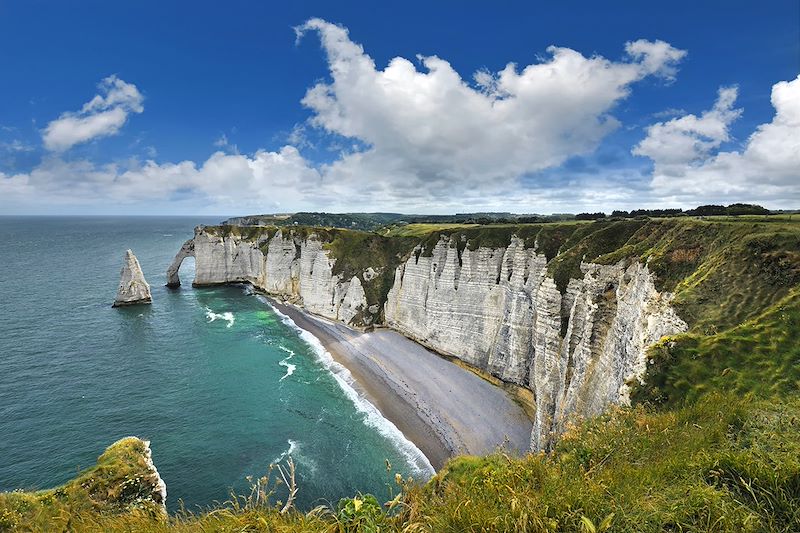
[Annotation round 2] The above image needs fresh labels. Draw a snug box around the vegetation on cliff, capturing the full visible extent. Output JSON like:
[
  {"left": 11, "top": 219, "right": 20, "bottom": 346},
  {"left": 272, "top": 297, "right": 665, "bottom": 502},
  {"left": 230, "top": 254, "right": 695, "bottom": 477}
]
[{"left": 0, "top": 437, "right": 165, "bottom": 531}]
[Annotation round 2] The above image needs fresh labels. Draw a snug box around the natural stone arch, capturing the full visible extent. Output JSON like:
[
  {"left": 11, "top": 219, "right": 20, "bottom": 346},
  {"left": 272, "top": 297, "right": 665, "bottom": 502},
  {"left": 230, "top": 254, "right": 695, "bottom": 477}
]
[{"left": 166, "top": 239, "right": 195, "bottom": 287}]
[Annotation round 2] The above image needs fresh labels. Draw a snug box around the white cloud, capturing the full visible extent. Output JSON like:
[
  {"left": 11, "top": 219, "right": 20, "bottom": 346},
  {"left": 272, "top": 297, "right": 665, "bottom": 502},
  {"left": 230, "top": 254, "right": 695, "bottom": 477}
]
[
  {"left": 0, "top": 147, "right": 321, "bottom": 212},
  {"left": 42, "top": 75, "right": 144, "bottom": 152},
  {"left": 624, "top": 39, "right": 687, "bottom": 81},
  {"left": 295, "top": 18, "right": 686, "bottom": 201},
  {"left": 12, "top": 19, "right": 756, "bottom": 215},
  {"left": 637, "top": 75, "right": 800, "bottom": 204},
  {"left": 633, "top": 86, "right": 741, "bottom": 166}
]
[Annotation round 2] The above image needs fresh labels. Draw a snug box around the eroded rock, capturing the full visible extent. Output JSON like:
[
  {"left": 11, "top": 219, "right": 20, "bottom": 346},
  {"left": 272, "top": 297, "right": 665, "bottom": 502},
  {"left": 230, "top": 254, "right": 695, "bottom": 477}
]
[{"left": 113, "top": 249, "right": 152, "bottom": 307}]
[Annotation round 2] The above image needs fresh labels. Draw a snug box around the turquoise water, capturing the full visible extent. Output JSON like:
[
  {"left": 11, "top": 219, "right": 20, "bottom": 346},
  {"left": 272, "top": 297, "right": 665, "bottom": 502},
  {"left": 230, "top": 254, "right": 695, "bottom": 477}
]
[{"left": 0, "top": 217, "right": 431, "bottom": 511}]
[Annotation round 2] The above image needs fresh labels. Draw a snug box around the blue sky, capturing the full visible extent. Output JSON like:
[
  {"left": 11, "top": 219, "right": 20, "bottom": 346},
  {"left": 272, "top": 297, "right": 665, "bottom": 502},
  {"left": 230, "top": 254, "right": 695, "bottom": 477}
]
[{"left": 1, "top": 0, "right": 798, "bottom": 215}]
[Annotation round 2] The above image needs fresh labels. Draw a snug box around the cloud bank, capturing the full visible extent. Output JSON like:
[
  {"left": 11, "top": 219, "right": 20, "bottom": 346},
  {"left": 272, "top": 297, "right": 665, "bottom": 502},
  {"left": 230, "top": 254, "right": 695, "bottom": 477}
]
[{"left": 1, "top": 18, "right": 797, "bottom": 214}]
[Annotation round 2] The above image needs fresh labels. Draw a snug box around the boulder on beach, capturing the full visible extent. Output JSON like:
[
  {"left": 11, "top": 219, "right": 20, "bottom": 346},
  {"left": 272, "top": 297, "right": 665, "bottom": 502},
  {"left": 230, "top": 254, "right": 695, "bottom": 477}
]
[{"left": 113, "top": 249, "right": 152, "bottom": 307}]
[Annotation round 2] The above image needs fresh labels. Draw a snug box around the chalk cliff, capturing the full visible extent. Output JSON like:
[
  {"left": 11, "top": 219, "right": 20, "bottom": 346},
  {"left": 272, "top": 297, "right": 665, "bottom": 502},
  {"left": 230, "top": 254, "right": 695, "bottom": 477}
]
[
  {"left": 113, "top": 249, "right": 152, "bottom": 307},
  {"left": 169, "top": 225, "right": 687, "bottom": 449},
  {"left": 168, "top": 227, "right": 374, "bottom": 325},
  {"left": 384, "top": 235, "right": 686, "bottom": 449}
]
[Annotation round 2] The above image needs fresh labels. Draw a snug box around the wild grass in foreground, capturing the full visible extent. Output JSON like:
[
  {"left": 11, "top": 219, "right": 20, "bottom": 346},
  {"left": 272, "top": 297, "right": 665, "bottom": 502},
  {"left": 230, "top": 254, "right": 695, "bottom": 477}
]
[{"left": 1, "top": 394, "right": 798, "bottom": 532}]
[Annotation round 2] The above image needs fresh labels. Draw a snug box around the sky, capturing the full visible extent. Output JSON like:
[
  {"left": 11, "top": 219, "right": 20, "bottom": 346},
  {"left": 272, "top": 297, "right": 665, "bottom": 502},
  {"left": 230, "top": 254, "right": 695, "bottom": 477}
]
[{"left": 0, "top": 1, "right": 798, "bottom": 216}]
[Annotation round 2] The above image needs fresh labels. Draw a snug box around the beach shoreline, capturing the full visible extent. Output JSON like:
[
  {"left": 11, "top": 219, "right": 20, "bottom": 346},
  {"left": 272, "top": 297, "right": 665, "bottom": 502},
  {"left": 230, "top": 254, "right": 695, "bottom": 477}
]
[{"left": 266, "top": 296, "right": 533, "bottom": 471}]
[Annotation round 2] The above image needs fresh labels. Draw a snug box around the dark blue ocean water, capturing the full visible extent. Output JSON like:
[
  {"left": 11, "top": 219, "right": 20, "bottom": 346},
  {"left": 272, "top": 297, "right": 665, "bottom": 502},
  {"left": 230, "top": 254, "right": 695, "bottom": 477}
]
[{"left": 0, "top": 216, "right": 431, "bottom": 511}]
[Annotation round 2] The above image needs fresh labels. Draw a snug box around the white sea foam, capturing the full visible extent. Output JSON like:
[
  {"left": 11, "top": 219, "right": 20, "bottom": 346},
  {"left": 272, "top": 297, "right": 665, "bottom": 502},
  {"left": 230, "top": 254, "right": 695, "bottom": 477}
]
[
  {"left": 271, "top": 439, "right": 318, "bottom": 474},
  {"left": 263, "top": 298, "right": 436, "bottom": 477},
  {"left": 278, "top": 346, "right": 296, "bottom": 381},
  {"left": 205, "top": 307, "right": 235, "bottom": 328},
  {"left": 272, "top": 438, "right": 299, "bottom": 464}
]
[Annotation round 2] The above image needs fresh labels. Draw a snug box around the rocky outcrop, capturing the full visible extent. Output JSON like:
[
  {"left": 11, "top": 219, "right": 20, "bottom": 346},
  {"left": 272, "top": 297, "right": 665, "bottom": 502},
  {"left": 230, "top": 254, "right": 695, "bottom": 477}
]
[
  {"left": 140, "top": 438, "right": 168, "bottom": 515},
  {"left": 171, "top": 227, "right": 687, "bottom": 449},
  {"left": 166, "top": 239, "right": 194, "bottom": 287},
  {"left": 113, "top": 250, "right": 152, "bottom": 307},
  {"left": 170, "top": 227, "right": 372, "bottom": 326},
  {"left": 385, "top": 236, "right": 687, "bottom": 451}
]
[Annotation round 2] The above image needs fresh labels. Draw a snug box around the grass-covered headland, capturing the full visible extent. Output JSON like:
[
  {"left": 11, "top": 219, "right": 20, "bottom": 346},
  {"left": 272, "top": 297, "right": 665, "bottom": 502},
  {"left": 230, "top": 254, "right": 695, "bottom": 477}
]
[{"left": 2, "top": 215, "right": 799, "bottom": 532}]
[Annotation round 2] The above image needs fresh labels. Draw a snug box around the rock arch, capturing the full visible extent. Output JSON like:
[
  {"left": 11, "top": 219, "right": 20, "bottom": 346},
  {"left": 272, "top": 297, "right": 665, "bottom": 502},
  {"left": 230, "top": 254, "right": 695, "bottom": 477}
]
[{"left": 166, "top": 239, "right": 195, "bottom": 287}]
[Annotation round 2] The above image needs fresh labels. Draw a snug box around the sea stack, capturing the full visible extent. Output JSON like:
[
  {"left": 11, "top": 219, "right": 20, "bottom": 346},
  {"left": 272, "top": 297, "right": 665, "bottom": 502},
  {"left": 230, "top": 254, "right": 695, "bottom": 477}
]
[{"left": 113, "top": 249, "right": 152, "bottom": 307}]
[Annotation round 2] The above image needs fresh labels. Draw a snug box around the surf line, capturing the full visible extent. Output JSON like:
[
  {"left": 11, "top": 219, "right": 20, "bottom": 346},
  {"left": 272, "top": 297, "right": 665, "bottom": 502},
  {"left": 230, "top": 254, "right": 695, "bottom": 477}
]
[
  {"left": 261, "top": 296, "right": 435, "bottom": 478},
  {"left": 278, "top": 346, "right": 296, "bottom": 381}
]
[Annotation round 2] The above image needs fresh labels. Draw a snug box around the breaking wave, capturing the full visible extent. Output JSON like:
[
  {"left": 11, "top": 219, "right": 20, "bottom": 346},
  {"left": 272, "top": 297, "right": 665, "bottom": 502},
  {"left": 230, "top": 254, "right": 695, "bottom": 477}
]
[
  {"left": 278, "top": 346, "right": 296, "bottom": 381},
  {"left": 205, "top": 307, "right": 235, "bottom": 328},
  {"left": 263, "top": 298, "right": 435, "bottom": 478}
]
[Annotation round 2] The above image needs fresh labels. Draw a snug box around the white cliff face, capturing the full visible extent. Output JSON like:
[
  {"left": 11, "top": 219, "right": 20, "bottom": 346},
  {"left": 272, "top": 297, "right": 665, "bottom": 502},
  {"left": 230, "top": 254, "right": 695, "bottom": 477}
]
[
  {"left": 113, "top": 249, "right": 152, "bottom": 307},
  {"left": 166, "top": 239, "right": 194, "bottom": 287},
  {"left": 141, "top": 439, "right": 167, "bottom": 515},
  {"left": 171, "top": 228, "right": 687, "bottom": 450},
  {"left": 384, "top": 236, "right": 687, "bottom": 451},
  {"left": 180, "top": 228, "right": 370, "bottom": 326}
]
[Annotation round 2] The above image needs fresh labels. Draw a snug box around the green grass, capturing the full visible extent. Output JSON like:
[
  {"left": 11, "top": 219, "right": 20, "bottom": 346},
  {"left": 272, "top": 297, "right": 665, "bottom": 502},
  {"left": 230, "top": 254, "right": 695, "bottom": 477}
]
[
  {"left": 404, "top": 395, "right": 800, "bottom": 532},
  {"left": 380, "top": 223, "right": 480, "bottom": 238},
  {"left": 0, "top": 437, "right": 165, "bottom": 532},
  {"left": 633, "top": 288, "right": 800, "bottom": 407}
]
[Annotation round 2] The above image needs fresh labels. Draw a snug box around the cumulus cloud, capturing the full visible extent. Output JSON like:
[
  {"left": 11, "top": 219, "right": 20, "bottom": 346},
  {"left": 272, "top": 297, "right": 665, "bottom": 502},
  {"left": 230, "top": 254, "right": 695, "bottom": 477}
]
[
  {"left": 295, "top": 18, "right": 686, "bottom": 200},
  {"left": 633, "top": 86, "right": 741, "bottom": 166},
  {"left": 42, "top": 75, "right": 143, "bottom": 152},
  {"left": 637, "top": 75, "right": 800, "bottom": 204},
  {"left": 624, "top": 39, "right": 687, "bottom": 81}
]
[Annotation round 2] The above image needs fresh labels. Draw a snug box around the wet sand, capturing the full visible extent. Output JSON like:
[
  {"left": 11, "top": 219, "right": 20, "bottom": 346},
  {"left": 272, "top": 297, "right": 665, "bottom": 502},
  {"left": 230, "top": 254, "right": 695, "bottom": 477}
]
[{"left": 269, "top": 299, "right": 533, "bottom": 470}]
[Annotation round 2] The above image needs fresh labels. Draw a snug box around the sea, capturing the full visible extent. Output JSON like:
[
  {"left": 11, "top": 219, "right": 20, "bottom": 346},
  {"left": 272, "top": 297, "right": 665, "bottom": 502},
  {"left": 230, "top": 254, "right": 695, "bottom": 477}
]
[{"left": 0, "top": 216, "right": 433, "bottom": 512}]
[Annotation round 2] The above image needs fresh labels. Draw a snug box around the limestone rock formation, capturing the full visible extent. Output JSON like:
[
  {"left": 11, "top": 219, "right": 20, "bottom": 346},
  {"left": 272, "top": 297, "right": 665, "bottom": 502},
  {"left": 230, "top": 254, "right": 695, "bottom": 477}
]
[
  {"left": 140, "top": 438, "right": 168, "bottom": 515},
  {"left": 168, "top": 228, "right": 370, "bottom": 326},
  {"left": 113, "top": 249, "right": 152, "bottom": 307},
  {"left": 169, "top": 227, "right": 687, "bottom": 449},
  {"left": 166, "top": 239, "right": 195, "bottom": 287},
  {"left": 384, "top": 235, "right": 687, "bottom": 450}
]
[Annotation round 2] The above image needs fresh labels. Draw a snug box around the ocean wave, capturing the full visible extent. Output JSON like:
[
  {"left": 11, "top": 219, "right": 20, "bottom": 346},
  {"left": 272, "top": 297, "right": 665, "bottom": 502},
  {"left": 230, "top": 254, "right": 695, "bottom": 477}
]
[
  {"left": 204, "top": 307, "right": 235, "bottom": 328},
  {"left": 278, "top": 346, "right": 296, "bottom": 381},
  {"left": 263, "top": 299, "right": 435, "bottom": 478},
  {"left": 271, "top": 439, "right": 317, "bottom": 475},
  {"left": 272, "top": 438, "right": 298, "bottom": 464}
]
